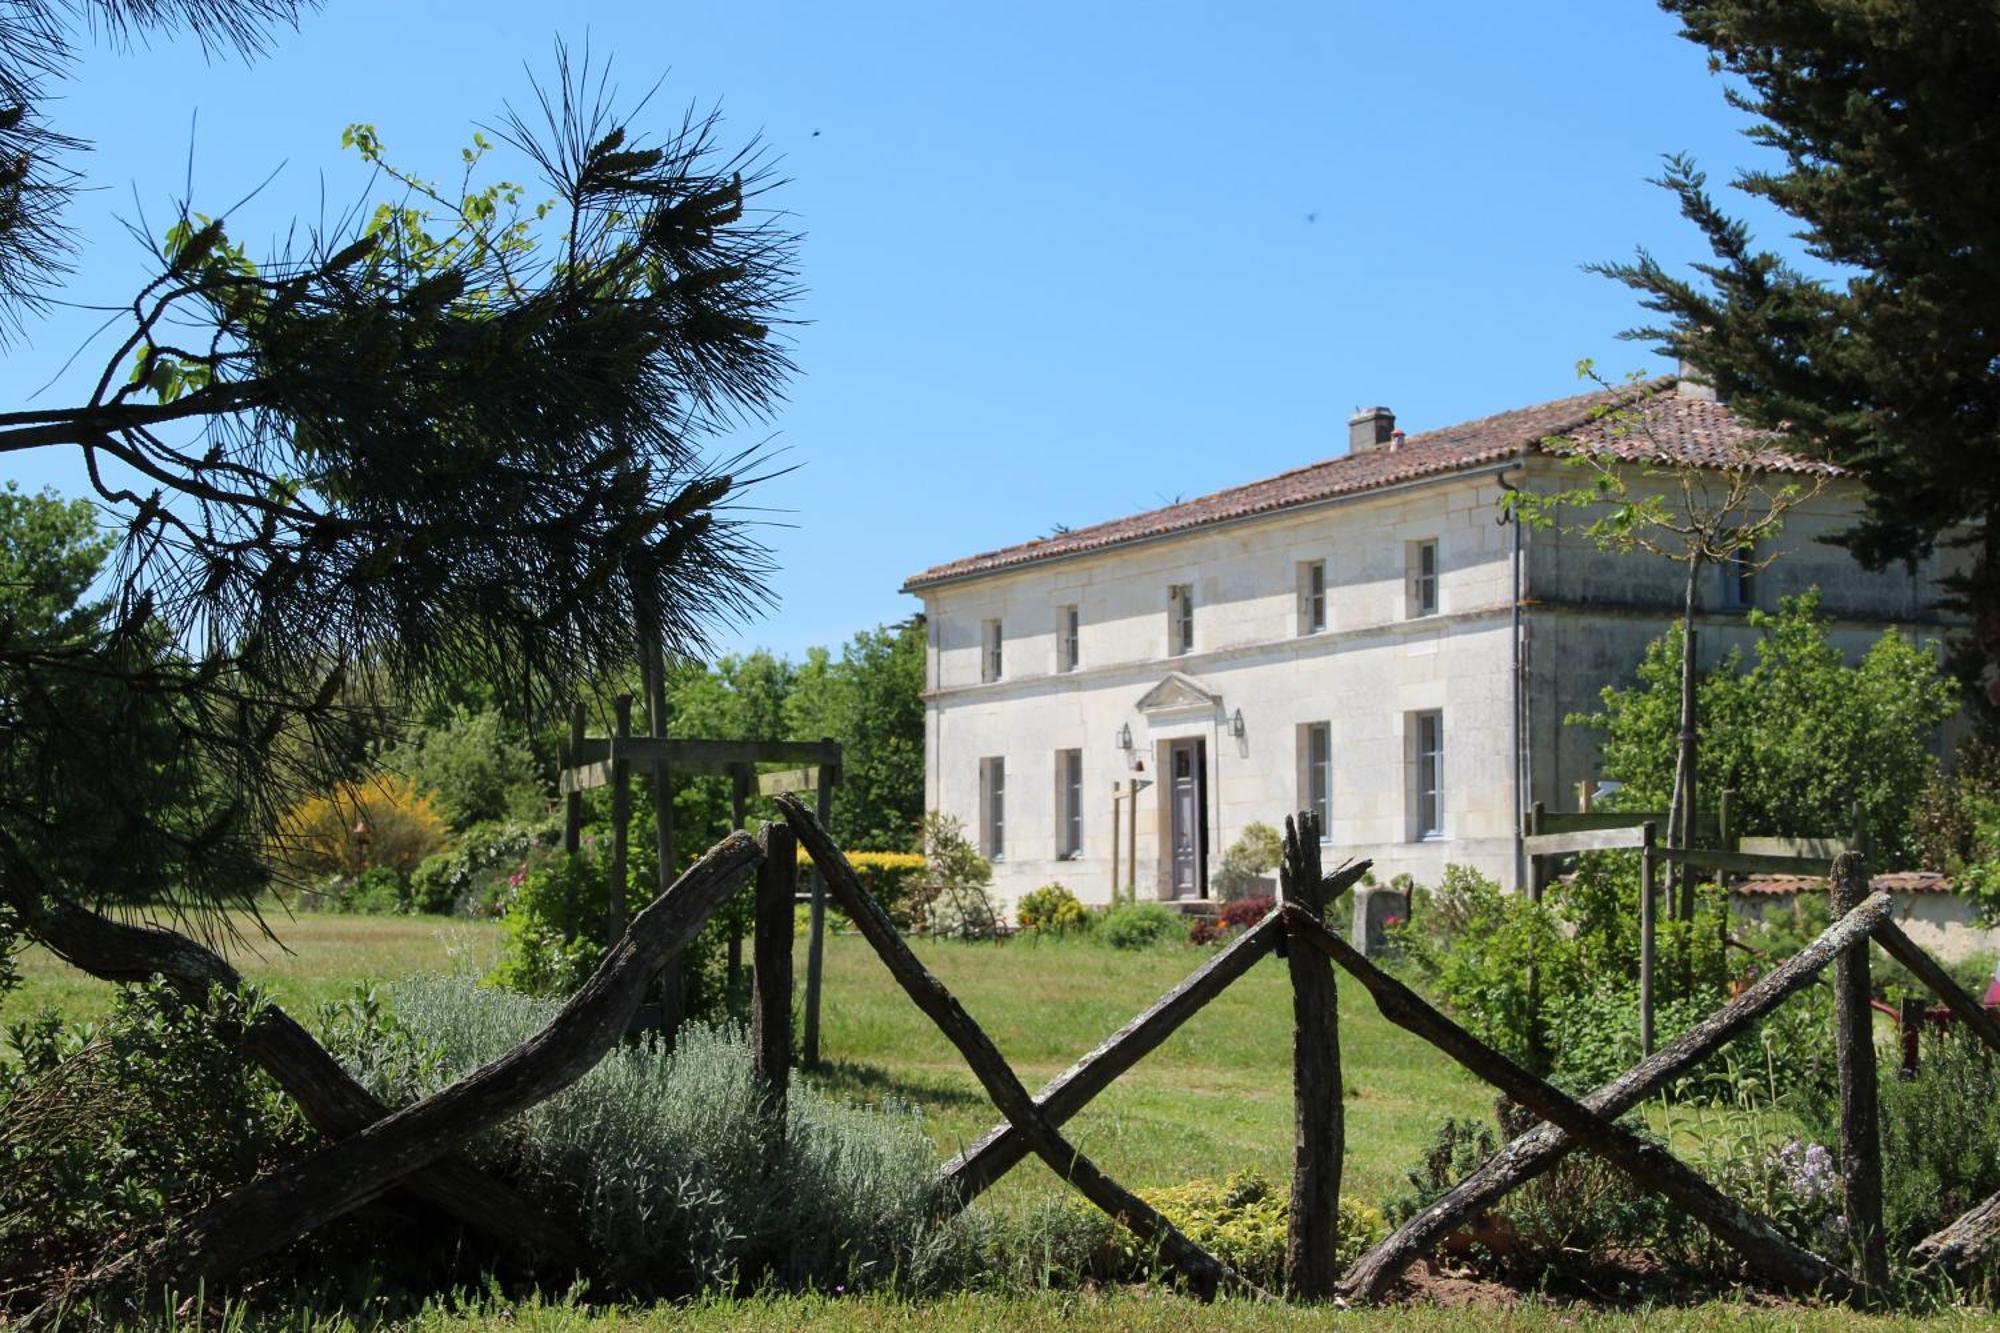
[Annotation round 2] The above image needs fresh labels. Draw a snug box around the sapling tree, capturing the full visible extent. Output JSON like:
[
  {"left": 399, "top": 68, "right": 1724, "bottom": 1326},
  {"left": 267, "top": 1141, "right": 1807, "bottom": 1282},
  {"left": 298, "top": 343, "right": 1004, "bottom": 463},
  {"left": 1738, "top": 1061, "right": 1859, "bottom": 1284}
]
[{"left": 1506, "top": 366, "right": 1831, "bottom": 916}]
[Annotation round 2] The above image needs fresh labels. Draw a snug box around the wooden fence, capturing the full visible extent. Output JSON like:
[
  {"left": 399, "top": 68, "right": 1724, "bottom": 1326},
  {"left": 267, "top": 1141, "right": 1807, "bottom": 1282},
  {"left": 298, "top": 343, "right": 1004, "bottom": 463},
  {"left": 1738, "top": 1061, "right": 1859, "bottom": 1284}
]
[{"left": 48, "top": 801, "right": 2000, "bottom": 1305}]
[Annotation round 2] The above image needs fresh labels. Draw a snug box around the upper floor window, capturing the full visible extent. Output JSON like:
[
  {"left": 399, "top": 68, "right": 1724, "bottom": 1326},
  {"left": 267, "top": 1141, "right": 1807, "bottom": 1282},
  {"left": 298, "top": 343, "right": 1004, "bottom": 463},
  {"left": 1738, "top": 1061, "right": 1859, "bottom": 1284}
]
[
  {"left": 1168, "top": 583, "right": 1194, "bottom": 656},
  {"left": 1720, "top": 546, "right": 1756, "bottom": 611},
  {"left": 1407, "top": 540, "right": 1439, "bottom": 618},
  {"left": 1056, "top": 604, "right": 1080, "bottom": 672},
  {"left": 981, "top": 618, "right": 1004, "bottom": 682},
  {"left": 1299, "top": 560, "right": 1327, "bottom": 635},
  {"left": 1056, "top": 748, "right": 1084, "bottom": 858},
  {"left": 980, "top": 756, "right": 1006, "bottom": 859},
  {"left": 1411, "top": 710, "right": 1444, "bottom": 840}
]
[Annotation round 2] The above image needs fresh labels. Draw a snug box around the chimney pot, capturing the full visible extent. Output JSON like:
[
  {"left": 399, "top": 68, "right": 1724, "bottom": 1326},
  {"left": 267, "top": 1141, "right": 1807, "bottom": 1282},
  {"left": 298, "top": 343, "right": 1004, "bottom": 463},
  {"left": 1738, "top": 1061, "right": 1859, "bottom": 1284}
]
[{"left": 1348, "top": 406, "right": 1396, "bottom": 453}]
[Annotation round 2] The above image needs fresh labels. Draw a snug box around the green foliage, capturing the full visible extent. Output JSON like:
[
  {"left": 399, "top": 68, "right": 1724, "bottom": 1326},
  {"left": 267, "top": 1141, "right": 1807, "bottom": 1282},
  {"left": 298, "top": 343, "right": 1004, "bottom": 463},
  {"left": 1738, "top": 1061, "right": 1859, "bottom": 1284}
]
[
  {"left": 488, "top": 853, "right": 609, "bottom": 997},
  {"left": 1912, "top": 740, "right": 2000, "bottom": 874},
  {"left": 387, "top": 707, "right": 547, "bottom": 831},
  {"left": 1212, "top": 822, "right": 1282, "bottom": 902},
  {"left": 355, "top": 979, "right": 947, "bottom": 1297},
  {"left": 1015, "top": 883, "right": 1089, "bottom": 934},
  {"left": 1580, "top": 591, "right": 1955, "bottom": 868},
  {"left": 1075, "top": 1172, "right": 1383, "bottom": 1291},
  {"left": 332, "top": 865, "right": 407, "bottom": 915},
  {"left": 1603, "top": 2, "right": 2000, "bottom": 710},
  {"left": 786, "top": 619, "right": 928, "bottom": 851},
  {"left": 0, "top": 982, "right": 314, "bottom": 1303},
  {"left": 915, "top": 812, "right": 995, "bottom": 935},
  {"left": 1096, "top": 902, "right": 1183, "bottom": 951},
  {"left": 1873, "top": 1028, "right": 2000, "bottom": 1259},
  {"left": 408, "top": 820, "right": 557, "bottom": 917}
]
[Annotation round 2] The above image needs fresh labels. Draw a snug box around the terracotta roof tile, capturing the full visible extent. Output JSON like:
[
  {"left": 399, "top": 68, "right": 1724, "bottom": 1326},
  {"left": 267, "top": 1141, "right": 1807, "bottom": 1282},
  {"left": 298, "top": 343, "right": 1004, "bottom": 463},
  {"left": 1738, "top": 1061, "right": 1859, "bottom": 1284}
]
[
  {"left": 1734, "top": 871, "right": 1953, "bottom": 896},
  {"left": 902, "top": 380, "right": 1842, "bottom": 592}
]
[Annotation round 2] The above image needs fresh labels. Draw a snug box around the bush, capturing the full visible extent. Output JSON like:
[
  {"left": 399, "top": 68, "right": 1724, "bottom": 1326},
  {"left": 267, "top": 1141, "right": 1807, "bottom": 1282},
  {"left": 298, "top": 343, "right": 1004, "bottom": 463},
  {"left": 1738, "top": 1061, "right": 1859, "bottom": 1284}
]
[
  {"left": 387, "top": 706, "right": 548, "bottom": 831},
  {"left": 1017, "top": 883, "right": 1089, "bottom": 934},
  {"left": 410, "top": 819, "right": 557, "bottom": 917},
  {"left": 1873, "top": 1027, "right": 2000, "bottom": 1259},
  {"left": 488, "top": 852, "right": 608, "bottom": 997},
  {"left": 797, "top": 849, "right": 927, "bottom": 927},
  {"left": 1219, "top": 895, "right": 1275, "bottom": 934},
  {"left": 337, "top": 864, "right": 408, "bottom": 915},
  {"left": 1084, "top": 1172, "right": 1383, "bottom": 1289},
  {"left": 0, "top": 983, "right": 315, "bottom": 1307},
  {"left": 927, "top": 883, "right": 1003, "bottom": 941},
  {"left": 1097, "top": 902, "right": 1182, "bottom": 951},
  {"left": 353, "top": 978, "right": 948, "bottom": 1297},
  {"left": 913, "top": 812, "right": 993, "bottom": 933},
  {"left": 1212, "top": 823, "right": 1282, "bottom": 902},
  {"left": 274, "top": 772, "right": 448, "bottom": 882}
]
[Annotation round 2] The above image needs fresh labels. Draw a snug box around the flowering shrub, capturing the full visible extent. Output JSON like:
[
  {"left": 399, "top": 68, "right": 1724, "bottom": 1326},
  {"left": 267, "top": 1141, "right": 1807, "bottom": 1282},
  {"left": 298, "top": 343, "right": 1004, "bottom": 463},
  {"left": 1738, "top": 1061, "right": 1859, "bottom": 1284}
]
[
  {"left": 795, "top": 849, "right": 926, "bottom": 927},
  {"left": 1219, "top": 895, "right": 1275, "bottom": 934},
  {"left": 274, "top": 773, "right": 448, "bottom": 881},
  {"left": 1097, "top": 902, "right": 1182, "bottom": 951},
  {"left": 1017, "top": 883, "right": 1089, "bottom": 934},
  {"left": 1187, "top": 916, "right": 1226, "bottom": 945},
  {"left": 487, "top": 852, "right": 609, "bottom": 997},
  {"left": 1212, "top": 824, "right": 1282, "bottom": 901},
  {"left": 1079, "top": 1172, "right": 1383, "bottom": 1288}
]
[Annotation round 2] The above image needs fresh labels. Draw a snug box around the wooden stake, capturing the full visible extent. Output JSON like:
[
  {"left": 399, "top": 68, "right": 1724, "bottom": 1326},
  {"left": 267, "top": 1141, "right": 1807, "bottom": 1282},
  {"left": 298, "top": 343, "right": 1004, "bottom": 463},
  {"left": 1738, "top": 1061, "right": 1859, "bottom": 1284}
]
[
  {"left": 1830, "top": 852, "right": 1886, "bottom": 1289},
  {"left": 1110, "top": 783, "right": 1122, "bottom": 908},
  {"left": 608, "top": 693, "right": 632, "bottom": 940},
  {"left": 563, "top": 701, "right": 585, "bottom": 856},
  {"left": 802, "top": 758, "right": 832, "bottom": 1067},
  {"left": 1281, "top": 810, "right": 1343, "bottom": 1300},
  {"left": 728, "top": 766, "right": 749, "bottom": 996},
  {"left": 752, "top": 821, "right": 796, "bottom": 1119},
  {"left": 1640, "top": 820, "right": 1657, "bottom": 1056}
]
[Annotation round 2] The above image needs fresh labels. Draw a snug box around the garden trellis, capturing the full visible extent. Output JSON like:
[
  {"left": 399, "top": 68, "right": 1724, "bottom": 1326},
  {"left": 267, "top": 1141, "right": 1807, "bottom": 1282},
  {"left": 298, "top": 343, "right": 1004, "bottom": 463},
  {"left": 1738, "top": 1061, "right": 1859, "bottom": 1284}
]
[{"left": 18, "top": 801, "right": 2000, "bottom": 1308}]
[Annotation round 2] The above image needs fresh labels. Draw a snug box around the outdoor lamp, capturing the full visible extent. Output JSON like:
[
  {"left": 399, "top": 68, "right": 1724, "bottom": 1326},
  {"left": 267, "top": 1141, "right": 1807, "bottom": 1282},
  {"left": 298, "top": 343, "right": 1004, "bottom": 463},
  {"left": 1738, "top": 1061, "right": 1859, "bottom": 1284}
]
[
  {"left": 1229, "top": 708, "right": 1245, "bottom": 739},
  {"left": 1115, "top": 722, "right": 1132, "bottom": 751}
]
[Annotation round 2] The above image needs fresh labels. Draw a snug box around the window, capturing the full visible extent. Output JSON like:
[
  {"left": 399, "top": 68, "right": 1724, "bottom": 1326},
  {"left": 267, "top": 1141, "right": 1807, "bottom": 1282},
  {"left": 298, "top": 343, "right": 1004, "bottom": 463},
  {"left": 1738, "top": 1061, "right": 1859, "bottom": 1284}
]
[
  {"left": 1720, "top": 547, "right": 1756, "bottom": 611},
  {"left": 1168, "top": 583, "right": 1194, "bottom": 656},
  {"left": 1056, "top": 748, "right": 1083, "bottom": 858},
  {"left": 980, "top": 757, "right": 1006, "bottom": 859},
  {"left": 1412, "top": 711, "right": 1444, "bottom": 840},
  {"left": 981, "top": 618, "right": 1003, "bottom": 682},
  {"left": 1056, "top": 604, "right": 1080, "bottom": 672},
  {"left": 1299, "top": 560, "right": 1327, "bottom": 635},
  {"left": 1300, "top": 722, "right": 1332, "bottom": 836},
  {"left": 1408, "top": 540, "right": 1439, "bottom": 617}
]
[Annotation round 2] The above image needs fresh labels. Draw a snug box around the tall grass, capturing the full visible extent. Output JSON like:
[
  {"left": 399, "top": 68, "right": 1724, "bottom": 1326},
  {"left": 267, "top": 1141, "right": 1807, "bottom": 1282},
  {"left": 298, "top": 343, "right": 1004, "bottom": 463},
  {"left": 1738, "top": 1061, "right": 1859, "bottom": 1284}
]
[{"left": 358, "top": 979, "right": 948, "bottom": 1296}]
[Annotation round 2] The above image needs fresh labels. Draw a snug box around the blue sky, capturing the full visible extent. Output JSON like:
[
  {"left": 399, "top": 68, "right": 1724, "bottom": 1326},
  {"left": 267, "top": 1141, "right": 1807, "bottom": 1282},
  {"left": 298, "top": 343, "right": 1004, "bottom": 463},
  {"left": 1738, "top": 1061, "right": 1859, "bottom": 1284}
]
[{"left": 7, "top": 1, "right": 1788, "bottom": 661}]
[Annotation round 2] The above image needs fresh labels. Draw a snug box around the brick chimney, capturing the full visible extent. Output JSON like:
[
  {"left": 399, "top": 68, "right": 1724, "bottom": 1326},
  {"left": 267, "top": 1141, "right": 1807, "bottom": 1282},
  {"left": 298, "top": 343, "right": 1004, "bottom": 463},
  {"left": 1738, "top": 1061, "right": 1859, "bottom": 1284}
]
[
  {"left": 1348, "top": 406, "right": 1395, "bottom": 453},
  {"left": 1676, "top": 357, "right": 1719, "bottom": 402}
]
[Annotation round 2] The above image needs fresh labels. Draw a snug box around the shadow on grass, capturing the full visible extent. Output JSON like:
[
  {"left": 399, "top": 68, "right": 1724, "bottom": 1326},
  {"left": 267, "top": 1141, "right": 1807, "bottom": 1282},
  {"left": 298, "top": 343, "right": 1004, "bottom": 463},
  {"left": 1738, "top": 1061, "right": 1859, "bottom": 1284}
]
[{"left": 805, "top": 1058, "right": 992, "bottom": 1112}]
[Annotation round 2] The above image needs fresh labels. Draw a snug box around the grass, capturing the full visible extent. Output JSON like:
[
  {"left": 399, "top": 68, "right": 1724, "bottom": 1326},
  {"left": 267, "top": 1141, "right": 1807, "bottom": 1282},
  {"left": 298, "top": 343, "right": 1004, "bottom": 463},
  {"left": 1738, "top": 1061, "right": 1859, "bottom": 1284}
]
[
  {"left": 10, "top": 912, "right": 1487, "bottom": 1207},
  {"left": 811, "top": 931, "right": 1494, "bottom": 1208},
  {"left": 7, "top": 905, "right": 503, "bottom": 1030},
  {"left": 152, "top": 1290, "right": 2000, "bottom": 1331}
]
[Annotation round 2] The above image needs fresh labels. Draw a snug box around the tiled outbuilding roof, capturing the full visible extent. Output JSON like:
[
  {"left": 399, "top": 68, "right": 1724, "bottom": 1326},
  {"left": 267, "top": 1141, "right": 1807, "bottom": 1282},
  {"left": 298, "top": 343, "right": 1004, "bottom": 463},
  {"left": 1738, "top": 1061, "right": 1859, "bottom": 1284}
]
[
  {"left": 1733, "top": 871, "right": 1954, "bottom": 897},
  {"left": 902, "top": 379, "right": 1842, "bottom": 592}
]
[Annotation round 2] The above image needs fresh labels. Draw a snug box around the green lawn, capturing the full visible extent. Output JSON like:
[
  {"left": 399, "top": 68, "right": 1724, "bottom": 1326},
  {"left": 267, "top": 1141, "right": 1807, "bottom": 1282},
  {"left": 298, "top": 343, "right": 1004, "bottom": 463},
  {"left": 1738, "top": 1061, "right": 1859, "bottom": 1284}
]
[{"left": 11, "top": 913, "right": 1488, "bottom": 1206}]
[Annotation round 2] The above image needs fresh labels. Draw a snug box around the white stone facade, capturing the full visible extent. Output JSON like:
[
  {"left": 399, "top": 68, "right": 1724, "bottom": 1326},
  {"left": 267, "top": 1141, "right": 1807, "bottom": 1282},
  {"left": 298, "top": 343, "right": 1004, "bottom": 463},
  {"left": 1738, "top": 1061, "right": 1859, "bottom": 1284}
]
[{"left": 906, "top": 409, "right": 1957, "bottom": 914}]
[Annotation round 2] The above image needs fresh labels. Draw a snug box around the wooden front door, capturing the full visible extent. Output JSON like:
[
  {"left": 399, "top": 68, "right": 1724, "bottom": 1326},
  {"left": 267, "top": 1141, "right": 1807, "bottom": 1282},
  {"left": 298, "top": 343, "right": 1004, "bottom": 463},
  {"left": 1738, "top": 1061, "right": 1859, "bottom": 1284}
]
[{"left": 1168, "top": 737, "right": 1207, "bottom": 898}]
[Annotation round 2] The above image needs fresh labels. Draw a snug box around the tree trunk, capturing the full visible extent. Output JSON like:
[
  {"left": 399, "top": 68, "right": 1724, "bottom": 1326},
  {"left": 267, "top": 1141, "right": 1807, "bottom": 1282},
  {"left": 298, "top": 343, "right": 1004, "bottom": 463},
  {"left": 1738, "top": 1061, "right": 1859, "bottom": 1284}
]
[
  {"left": 1666, "top": 562, "right": 1701, "bottom": 932},
  {"left": 144, "top": 831, "right": 761, "bottom": 1291}
]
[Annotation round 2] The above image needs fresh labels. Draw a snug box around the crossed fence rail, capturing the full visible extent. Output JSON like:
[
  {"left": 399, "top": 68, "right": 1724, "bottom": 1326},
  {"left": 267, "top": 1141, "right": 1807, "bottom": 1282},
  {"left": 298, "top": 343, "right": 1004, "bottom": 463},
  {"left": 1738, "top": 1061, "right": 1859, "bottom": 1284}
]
[{"left": 35, "top": 798, "right": 2000, "bottom": 1307}]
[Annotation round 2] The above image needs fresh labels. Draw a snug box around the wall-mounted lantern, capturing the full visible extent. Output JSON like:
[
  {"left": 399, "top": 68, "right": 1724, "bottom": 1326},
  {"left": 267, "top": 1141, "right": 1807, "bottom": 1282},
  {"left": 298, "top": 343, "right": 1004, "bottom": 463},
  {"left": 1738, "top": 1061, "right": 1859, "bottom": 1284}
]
[
  {"left": 1115, "top": 722, "right": 1133, "bottom": 752},
  {"left": 1228, "top": 708, "right": 1245, "bottom": 739}
]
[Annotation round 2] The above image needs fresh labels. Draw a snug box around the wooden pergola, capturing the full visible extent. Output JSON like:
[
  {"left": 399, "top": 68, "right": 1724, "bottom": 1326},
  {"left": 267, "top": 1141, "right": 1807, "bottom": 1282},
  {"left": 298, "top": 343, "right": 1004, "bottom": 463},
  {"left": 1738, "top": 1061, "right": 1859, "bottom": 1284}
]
[{"left": 559, "top": 698, "right": 840, "bottom": 1060}]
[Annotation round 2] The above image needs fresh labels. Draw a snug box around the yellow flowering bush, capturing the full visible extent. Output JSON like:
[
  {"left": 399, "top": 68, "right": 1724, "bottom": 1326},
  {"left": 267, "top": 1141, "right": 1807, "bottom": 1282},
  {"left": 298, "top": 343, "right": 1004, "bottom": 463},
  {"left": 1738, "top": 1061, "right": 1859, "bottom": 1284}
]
[
  {"left": 275, "top": 773, "right": 448, "bottom": 881},
  {"left": 1084, "top": 1171, "right": 1386, "bottom": 1289},
  {"left": 796, "top": 848, "right": 926, "bottom": 926}
]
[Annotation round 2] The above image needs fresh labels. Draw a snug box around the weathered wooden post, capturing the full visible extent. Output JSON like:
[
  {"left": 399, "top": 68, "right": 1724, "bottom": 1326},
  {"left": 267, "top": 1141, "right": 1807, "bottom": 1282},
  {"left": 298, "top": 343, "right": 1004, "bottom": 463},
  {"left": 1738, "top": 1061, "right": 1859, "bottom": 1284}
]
[
  {"left": 1110, "top": 784, "right": 1123, "bottom": 908},
  {"left": 1831, "top": 851, "right": 1887, "bottom": 1289},
  {"left": 753, "top": 821, "right": 796, "bottom": 1119},
  {"left": 638, "top": 632, "right": 684, "bottom": 1045},
  {"left": 728, "top": 766, "right": 751, "bottom": 996},
  {"left": 1281, "top": 810, "right": 1342, "bottom": 1299},
  {"left": 608, "top": 694, "right": 632, "bottom": 940},
  {"left": 1639, "top": 820, "right": 1658, "bottom": 1056},
  {"left": 1526, "top": 800, "right": 1546, "bottom": 903},
  {"left": 563, "top": 701, "right": 585, "bottom": 856},
  {"left": 801, "top": 757, "right": 833, "bottom": 1068}
]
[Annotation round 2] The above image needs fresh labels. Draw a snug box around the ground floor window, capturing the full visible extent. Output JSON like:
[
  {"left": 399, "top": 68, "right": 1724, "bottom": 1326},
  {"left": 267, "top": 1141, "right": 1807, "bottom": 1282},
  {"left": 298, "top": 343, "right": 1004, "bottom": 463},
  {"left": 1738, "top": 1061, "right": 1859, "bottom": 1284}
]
[
  {"left": 980, "top": 756, "right": 1006, "bottom": 859},
  {"left": 1411, "top": 710, "right": 1443, "bottom": 840},
  {"left": 1300, "top": 721, "right": 1331, "bottom": 836},
  {"left": 1057, "top": 748, "right": 1083, "bottom": 858}
]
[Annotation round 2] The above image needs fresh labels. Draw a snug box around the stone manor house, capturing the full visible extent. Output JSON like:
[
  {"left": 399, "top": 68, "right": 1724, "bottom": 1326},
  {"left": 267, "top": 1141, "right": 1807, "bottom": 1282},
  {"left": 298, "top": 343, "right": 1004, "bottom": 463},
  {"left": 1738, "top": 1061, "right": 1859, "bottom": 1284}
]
[{"left": 901, "top": 378, "right": 1953, "bottom": 913}]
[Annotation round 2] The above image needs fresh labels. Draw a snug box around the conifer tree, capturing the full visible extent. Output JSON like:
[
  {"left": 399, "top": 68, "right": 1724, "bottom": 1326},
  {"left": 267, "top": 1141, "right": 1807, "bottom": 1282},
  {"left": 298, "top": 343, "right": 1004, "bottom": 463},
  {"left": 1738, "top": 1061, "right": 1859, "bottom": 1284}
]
[{"left": 1600, "top": 2, "right": 2000, "bottom": 713}]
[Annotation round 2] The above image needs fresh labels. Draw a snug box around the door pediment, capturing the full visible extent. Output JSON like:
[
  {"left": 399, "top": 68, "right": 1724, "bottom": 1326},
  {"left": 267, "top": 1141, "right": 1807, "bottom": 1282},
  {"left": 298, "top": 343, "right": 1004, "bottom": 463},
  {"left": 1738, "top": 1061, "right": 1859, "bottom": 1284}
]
[{"left": 1135, "top": 670, "right": 1221, "bottom": 718}]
